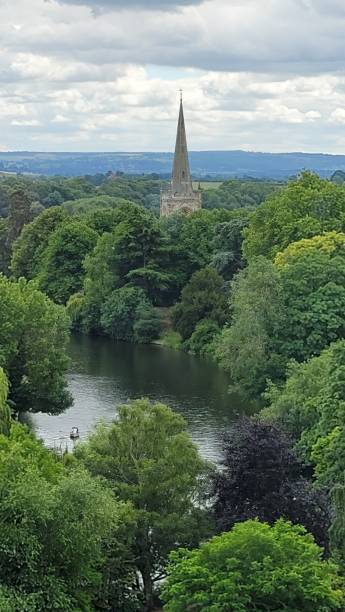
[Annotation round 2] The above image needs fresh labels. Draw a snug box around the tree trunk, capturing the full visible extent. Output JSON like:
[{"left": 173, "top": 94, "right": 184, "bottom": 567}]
[{"left": 141, "top": 565, "right": 154, "bottom": 611}]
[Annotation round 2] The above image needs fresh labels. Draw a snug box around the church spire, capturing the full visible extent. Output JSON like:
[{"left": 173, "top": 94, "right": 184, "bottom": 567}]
[
  {"left": 172, "top": 91, "right": 193, "bottom": 195},
  {"left": 160, "top": 93, "right": 201, "bottom": 216}
]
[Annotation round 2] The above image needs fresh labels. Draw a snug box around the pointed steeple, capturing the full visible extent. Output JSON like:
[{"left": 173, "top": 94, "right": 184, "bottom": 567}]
[
  {"left": 160, "top": 93, "right": 201, "bottom": 216},
  {"left": 172, "top": 92, "right": 193, "bottom": 195}
]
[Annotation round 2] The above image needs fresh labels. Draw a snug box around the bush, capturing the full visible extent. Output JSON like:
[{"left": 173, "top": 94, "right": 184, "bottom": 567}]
[
  {"left": 133, "top": 304, "right": 161, "bottom": 343},
  {"left": 187, "top": 319, "right": 220, "bottom": 356}
]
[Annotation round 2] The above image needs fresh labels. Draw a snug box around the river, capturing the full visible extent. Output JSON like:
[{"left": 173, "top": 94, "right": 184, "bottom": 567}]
[{"left": 31, "top": 334, "right": 252, "bottom": 462}]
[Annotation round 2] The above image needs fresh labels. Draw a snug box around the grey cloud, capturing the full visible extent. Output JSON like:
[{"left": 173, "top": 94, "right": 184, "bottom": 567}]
[
  {"left": 55, "top": 0, "right": 202, "bottom": 11},
  {"left": 5, "top": 0, "right": 345, "bottom": 77}
]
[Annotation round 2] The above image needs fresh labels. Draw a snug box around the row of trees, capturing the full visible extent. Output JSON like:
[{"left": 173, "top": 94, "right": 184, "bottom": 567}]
[
  {"left": 0, "top": 172, "right": 279, "bottom": 219},
  {"left": 4, "top": 190, "right": 249, "bottom": 345}
]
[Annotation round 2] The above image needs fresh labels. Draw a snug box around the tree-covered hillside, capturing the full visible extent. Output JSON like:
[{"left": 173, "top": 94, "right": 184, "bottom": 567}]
[{"left": 2, "top": 149, "right": 345, "bottom": 177}]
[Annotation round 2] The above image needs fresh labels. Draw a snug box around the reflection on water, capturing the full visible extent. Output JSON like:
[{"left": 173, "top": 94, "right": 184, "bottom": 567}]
[{"left": 32, "top": 334, "right": 254, "bottom": 462}]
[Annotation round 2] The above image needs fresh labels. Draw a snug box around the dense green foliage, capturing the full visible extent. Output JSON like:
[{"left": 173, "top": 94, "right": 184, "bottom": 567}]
[
  {"left": 210, "top": 216, "right": 248, "bottom": 280},
  {"left": 11, "top": 207, "right": 67, "bottom": 280},
  {"left": 0, "top": 369, "right": 10, "bottom": 436},
  {"left": 101, "top": 286, "right": 161, "bottom": 343},
  {"left": 216, "top": 230, "right": 345, "bottom": 396},
  {"left": 6, "top": 190, "right": 33, "bottom": 250},
  {"left": 188, "top": 319, "right": 221, "bottom": 357},
  {"left": 0, "top": 275, "right": 71, "bottom": 414},
  {"left": 263, "top": 340, "right": 345, "bottom": 487},
  {"left": 203, "top": 178, "right": 280, "bottom": 210},
  {"left": 38, "top": 220, "right": 98, "bottom": 304},
  {"left": 2, "top": 172, "right": 259, "bottom": 348},
  {"left": 0, "top": 423, "right": 132, "bottom": 611},
  {"left": 76, "top": 398, "right": 211, "bottom": 609},
  {"left": 243, "top": 172, "right": 345, "bottom": 259},
  {"left": 275, "top": 231, "right": 345, "bottom": 362},
  {"left": 5, "top": 169, "right": 345, "bottom": 609},
  {"left": 163, "top": 519, "right": 344, "bottom": 612},
  {"left": 330, "top": 486, "right": 345, "bottom": 573},
  {"left": 62, "top": 194, "right": 132, "bottom": 215},
  {"left": 216, "top": 257, "right": 285, "bottom": 396},
  {"left": 173, "top": 267, "right": 227, "bottom": 343}
]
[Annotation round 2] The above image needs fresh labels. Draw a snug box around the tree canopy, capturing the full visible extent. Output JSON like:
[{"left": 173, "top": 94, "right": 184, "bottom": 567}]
[
  {"left": 213, "top": 417, "right": 329, "bottom": 548},
  {"left": 75, "top": 398, "right": 211, "bottom": 609},
  {"left": 0, "top": 275, "right": 71, "bottom": 414},
  {"left": 216, "top": 257, "right": 285, "bottom": 396},
  {"left": 0, "top": 369, "right": 10, "bottom": 437},
  {"left": 101, "top": 286, "right": 161, "bottom": 343},
  {"left": 173, "top": 267, "right": 228, "bottom": 343},
  {"left": 0, "top": 423, "right": 130, "bottom": 611},
  {"left": 38, "top": 220, "right": 98, "bottom": 304},
  {"left": 162, "top": 519, "right": 344, "bottom": 612},
  {"left": 11, "top": 206, "right": 67, "bottom": 280},
  {"left": 263, "top": 340, "right": 345, "bottom": 488},
  {"left": 243, "top": 172, "right": 345, "bottom": 260},
  {"left": 275, "top": 231, "right": 345, "bottom": 362}
]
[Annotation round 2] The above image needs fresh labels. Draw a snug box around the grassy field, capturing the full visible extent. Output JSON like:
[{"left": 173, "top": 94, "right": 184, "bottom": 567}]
[{"left": 192, "top": 181, "right": 223, "bottom": 190}]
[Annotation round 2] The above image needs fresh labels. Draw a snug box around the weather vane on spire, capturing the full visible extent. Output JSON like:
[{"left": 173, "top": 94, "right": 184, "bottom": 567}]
[{"left": 179, "top": 88, "right": 183, "bottom": 102}]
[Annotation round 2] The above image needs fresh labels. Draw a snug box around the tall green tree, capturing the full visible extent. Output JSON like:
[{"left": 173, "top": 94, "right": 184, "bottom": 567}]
[
  {"left": 39, "top": 220, "right": 98, "bottom": 304},
  {"left": 83, "top": 203, "right": 171, "bottom": 330},
  {"left": 275, "top": 232, "right": 345, "bottom": 362},
  {"left": 0, "top": 275, "right": 71, "bottom": 414},
  {"left": 6, "top": 189, "right": 33, "bottom": 248},
  {"left": 162, "top": 520, "right": 344, "bottom": 612},
  {"left": 0, "top": 423, "right": 129, "bottom": 611},
  {"left": 178, "top": 209, "right": 234, "bottom": 270},
  {"left": 243, "top": 172, "right": 345, "bottom": 259},
  {"left": 211, "top": 216, "right": 248, "bottom": 280},
  {"left": 0, "top": 219, "right": 8, "bottom": 274},
  {"left": 76, "top": 399, "right": 211, "bottom": 610},
  {"left": 100, "top": 286, "right": 160, "bottom": 343},
  {"left": 330, "top": 485, "right": 345, "bottom": 574},
  {"left": 173, "top": 267, "right": 228, "bottom": 342},
  {"left": 263, "top": 340, "right": 345, "bottom": 487},
  {"left": 11, "top": 206, "right": 67, "bottom": 280},
  {"left": 216, "top": 257, "right": 285, "bottom": 397}
]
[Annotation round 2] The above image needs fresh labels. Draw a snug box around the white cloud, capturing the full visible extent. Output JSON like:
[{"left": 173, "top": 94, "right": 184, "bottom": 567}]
[
  {"left": 330, "top": 108, "right": 345, "bottom": 124},
  {"left": 11, "top": 119, "right": 42, "bottom": 126},
  {"left": 52, "top": 114, "right": 71, "bottom": 123},
  {"left": 1, "top": 0, "right": 345, "bottom": 152},
  {"left": 56, "top": 0, "right": 202, "bottom": 10}
]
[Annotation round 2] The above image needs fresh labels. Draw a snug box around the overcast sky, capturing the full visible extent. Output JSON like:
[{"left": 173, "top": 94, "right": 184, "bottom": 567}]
[{"left": 2, "top": 0, "right": 345, "bottom": 152}]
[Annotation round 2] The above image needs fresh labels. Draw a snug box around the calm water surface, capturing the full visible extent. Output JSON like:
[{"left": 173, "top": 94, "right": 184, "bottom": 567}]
[{"left": 32, "top": 334, "right": 253, "bottom": 462}]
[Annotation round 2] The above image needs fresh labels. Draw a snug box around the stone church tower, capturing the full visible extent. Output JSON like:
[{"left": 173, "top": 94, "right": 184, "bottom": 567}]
[{"left": 160, "top": 95, "right": 202, "bottom": 216}]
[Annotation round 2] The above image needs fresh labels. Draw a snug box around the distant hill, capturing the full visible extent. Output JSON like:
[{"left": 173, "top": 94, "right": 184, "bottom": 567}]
[{"left": 2, "top": 150, "right": 345, "bottom": 178}]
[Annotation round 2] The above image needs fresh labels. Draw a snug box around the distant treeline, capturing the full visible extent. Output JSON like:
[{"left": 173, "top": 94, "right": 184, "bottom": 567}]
[{"left": 0, "top": 171, "right": 280, "bottom": 219}]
